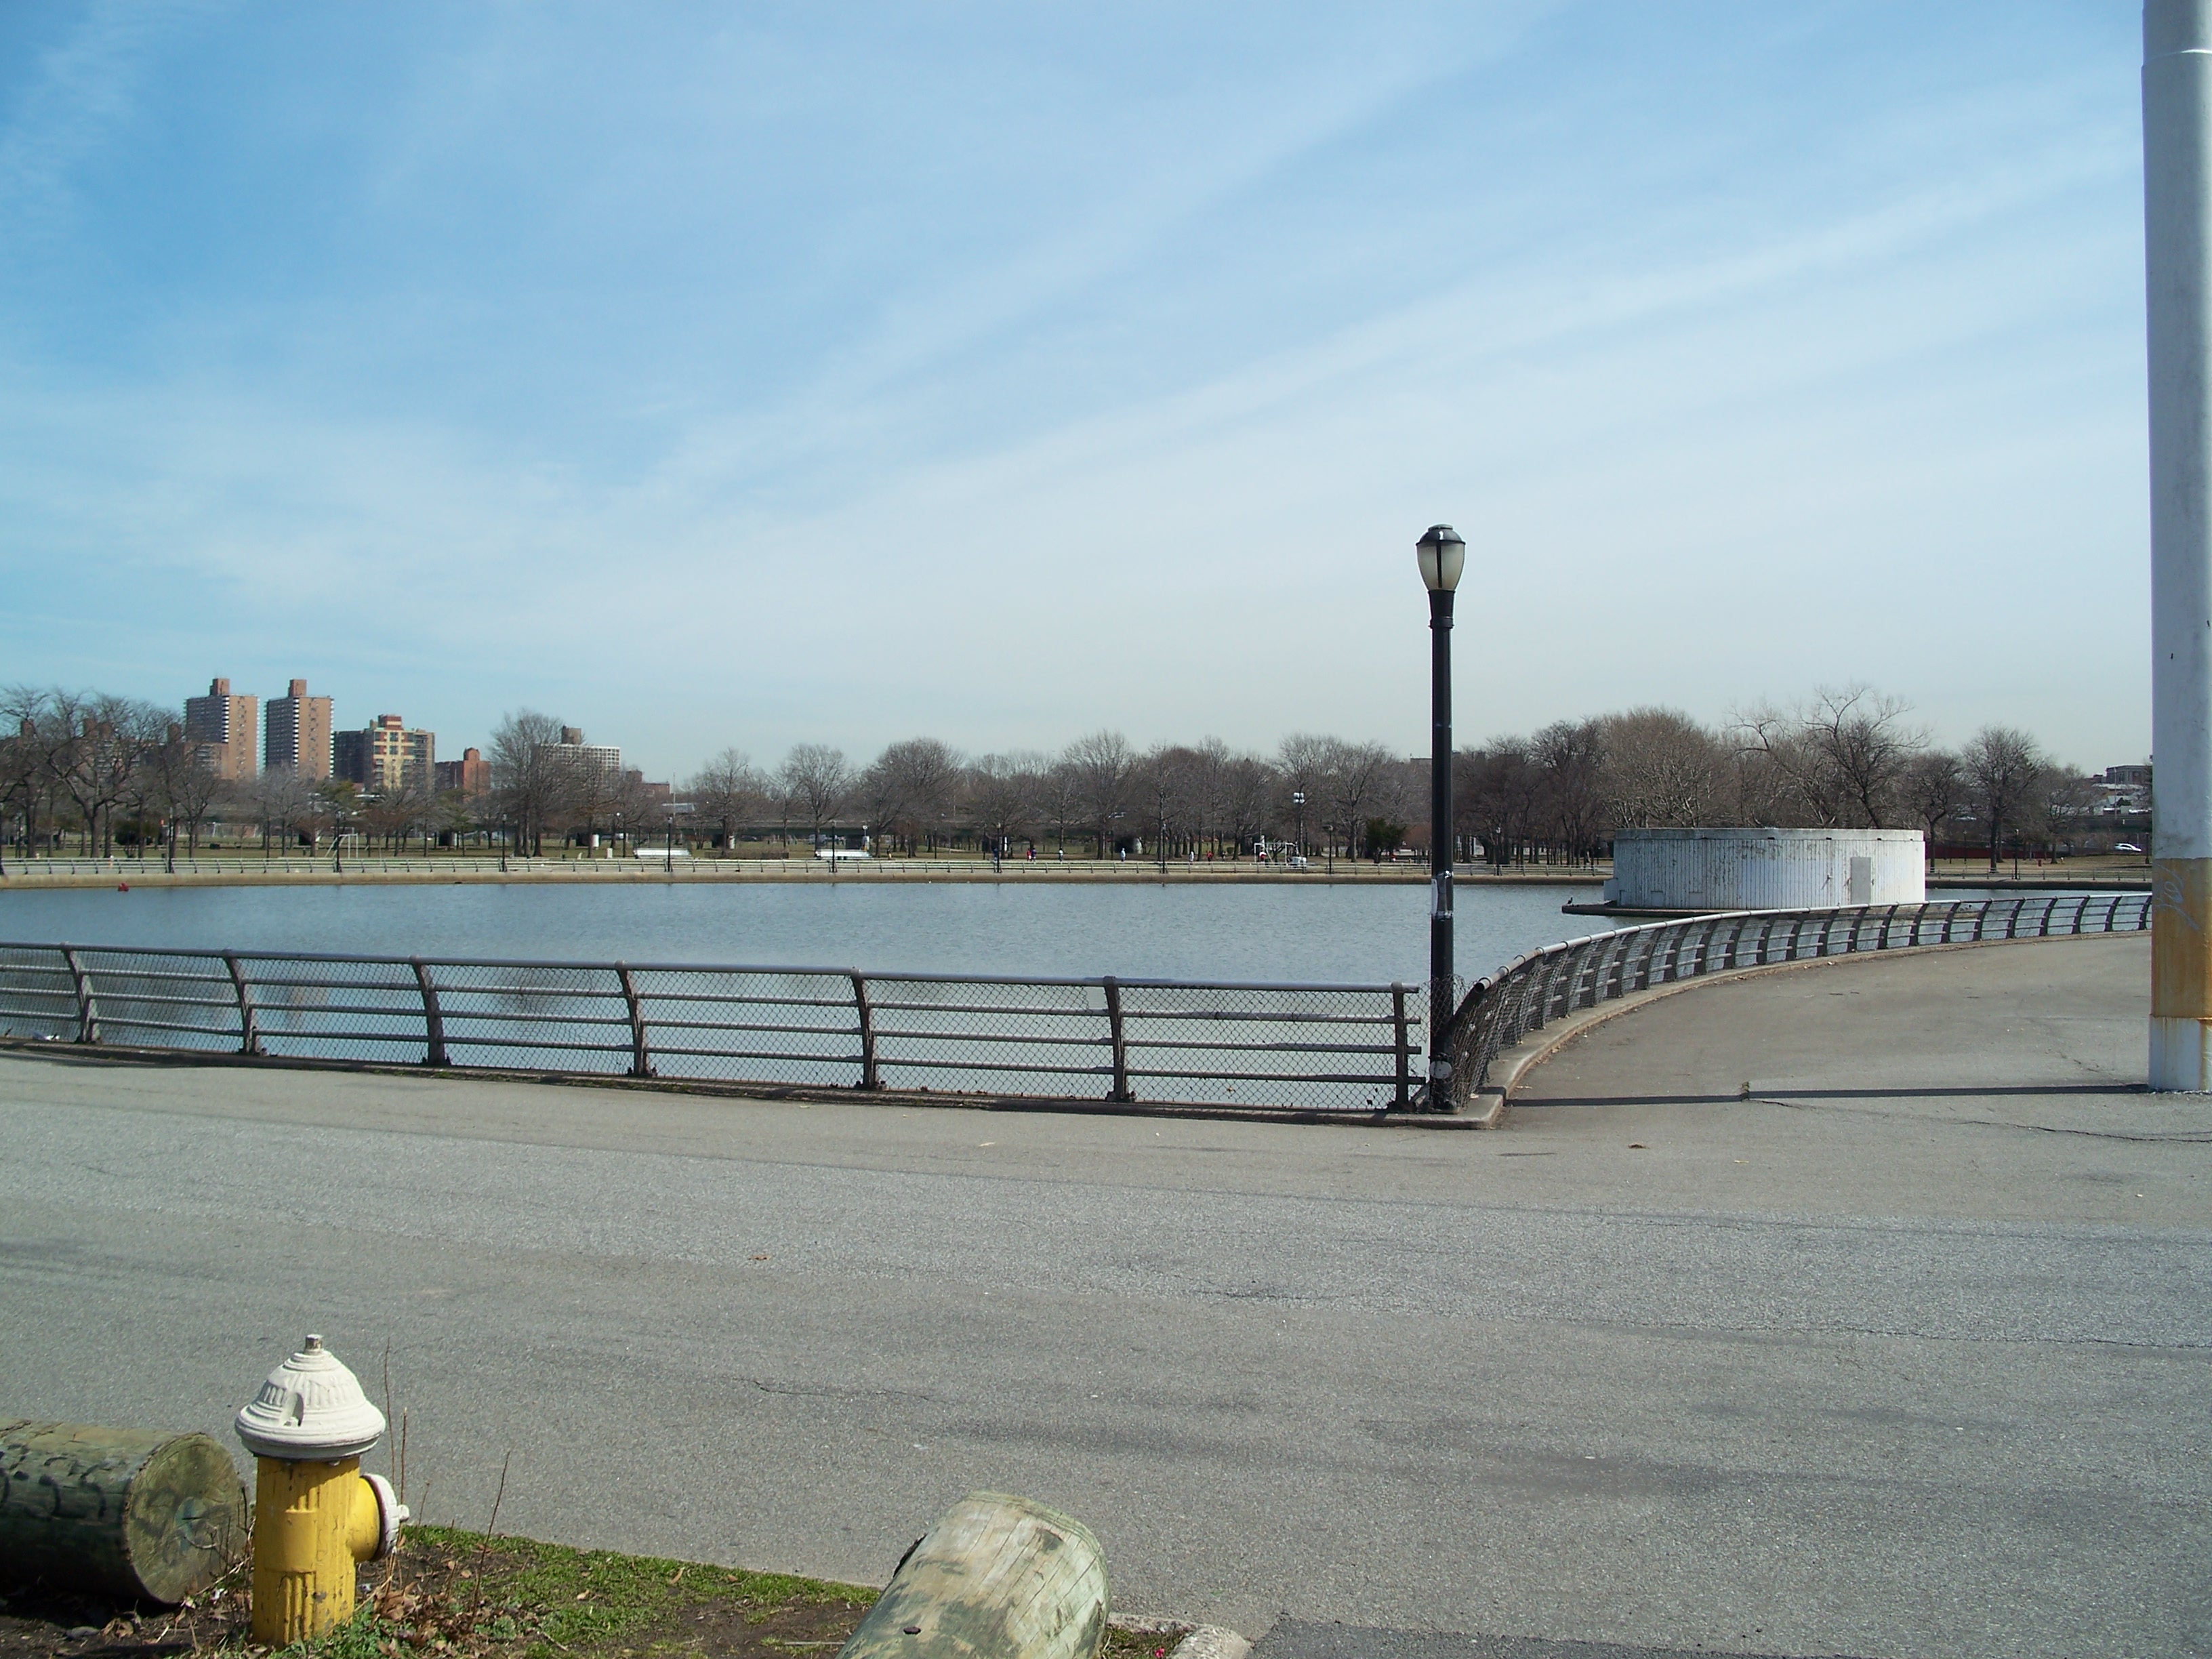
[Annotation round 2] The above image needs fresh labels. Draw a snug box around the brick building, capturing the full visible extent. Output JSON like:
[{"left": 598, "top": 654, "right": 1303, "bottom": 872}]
[
  {"left": 264, "top": 679, "right": 334, "bottom": 780},
  {"left": 182, "top": 678, "right": 258, "bottom": 781},
  {"left": 434, "top": 747, "right": 491, "bottom": 798},
  {"left": 334, "top": 714, "right": 435, "bottom": 794}
]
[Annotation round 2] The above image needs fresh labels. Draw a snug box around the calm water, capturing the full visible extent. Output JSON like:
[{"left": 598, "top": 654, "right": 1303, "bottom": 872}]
[{"left": 0, "top": 881, "right": 1618, "bottom": 985}]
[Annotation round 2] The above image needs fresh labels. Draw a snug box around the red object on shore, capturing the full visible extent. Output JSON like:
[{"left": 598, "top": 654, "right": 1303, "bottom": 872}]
[{"left": 117, "top": 882, "right": 129, "bottom": 891}]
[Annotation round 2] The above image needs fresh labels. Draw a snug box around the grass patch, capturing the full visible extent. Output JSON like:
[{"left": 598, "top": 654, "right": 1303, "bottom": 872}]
[{"left": 1, "top": 1528, "right": 1183, "bottom": 1659}]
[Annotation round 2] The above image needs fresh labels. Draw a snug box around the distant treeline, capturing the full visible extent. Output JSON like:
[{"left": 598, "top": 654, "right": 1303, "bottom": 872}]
[{"left": 1, "top": 683, "right": 2118, "bottom": 867}]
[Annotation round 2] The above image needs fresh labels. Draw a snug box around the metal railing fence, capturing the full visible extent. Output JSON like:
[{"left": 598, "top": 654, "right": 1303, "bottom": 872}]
[
  {"left": 1439, "top": 892, "right": 2154, "bottom": 1106},
  {"left": 0, "top": 943, "right": 1420, "bottom": 1115}
]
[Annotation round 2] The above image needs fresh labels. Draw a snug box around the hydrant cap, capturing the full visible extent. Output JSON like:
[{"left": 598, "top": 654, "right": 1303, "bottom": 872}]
[{"left": 235, "top": 1334, "right": 388, "bottom": 1460}]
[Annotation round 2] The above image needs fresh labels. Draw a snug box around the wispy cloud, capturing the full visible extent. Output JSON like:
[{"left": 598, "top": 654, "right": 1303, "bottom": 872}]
[
  {"left": 0, "top": 2, "right": 2155, "bottom": 773},
  {"left": 0, "top": 1, "right": 205, "bottom": 253}
]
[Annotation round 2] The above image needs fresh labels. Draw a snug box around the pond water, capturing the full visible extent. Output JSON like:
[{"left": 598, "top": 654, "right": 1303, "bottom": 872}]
[{"left": 0, "top": 880, "right": 1619, "bottom": 985}]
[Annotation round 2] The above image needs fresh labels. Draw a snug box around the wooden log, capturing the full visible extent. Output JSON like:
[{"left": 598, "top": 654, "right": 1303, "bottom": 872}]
[
  {"left": 0, "top": 1420, "right": 247, "bottom": 1605},
  {"left": 838, "top": 1492, "right": 1108, "bottom": 1659}
]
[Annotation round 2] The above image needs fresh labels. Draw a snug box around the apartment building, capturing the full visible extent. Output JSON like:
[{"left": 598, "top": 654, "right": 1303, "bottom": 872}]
[
  {"left": 182, "top": 678, "right": 258, "bottom": 781},
  {"left": 334, "top": 714, "right": 435, "bottom": 794},
  {"left": 433, "top": 747, "right": 491, "bottom": 798},
  {"left": 535, "top": 726, "right": 623, "bottom": 790},
  {"left": 264, "top": 678, "right": 334, "bottom": 780}
]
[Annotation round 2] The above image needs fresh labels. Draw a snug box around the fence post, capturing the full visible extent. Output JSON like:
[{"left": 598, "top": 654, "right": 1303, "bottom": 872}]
[
  {"left": 1719, "top": 917, "right": 1744, "bottom": 970},
  {"left": 849, "top": 971, "right": 880, "bottom": 1090},
  {"left": 222, "top": 952, "right": 261, "bottom": 1054},
  {"left": 60, "top": 945, "right": 98, "bottom": 1044},
  {"left": 1635, "top": 927, "right": 1664, "bottom": 989},
  {"left": 1391, "top": 983, "right": 1411, "bottom": 1111},
  {"left": 616, "top": 964, "right": 653, "bottom": 1077},
  {"left": 411, "top": 958, "right": 449, "bottom": 1066},
  {"left": 1102, "top": 977, "right": 1132, "bottom": 1103}
]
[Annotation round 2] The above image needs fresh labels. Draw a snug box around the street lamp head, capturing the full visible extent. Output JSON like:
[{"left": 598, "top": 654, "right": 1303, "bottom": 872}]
[{"left": 1415, "top": 524, "right": 1466, "bottom": 592}]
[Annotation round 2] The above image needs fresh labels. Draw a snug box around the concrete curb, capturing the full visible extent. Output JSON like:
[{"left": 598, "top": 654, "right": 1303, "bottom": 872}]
[
  {"left": 1168, "top": 1630, "right": 1252, "bottom": 1659},
  {"left": 0, "top": 868, "right": 1603, "bottom": 891},
  {"left": 0, "top": 1039, "right": 1454, "bottom": 1132},
  {"left": 1112, "top": 1614, "right": 1252, "bottom": 1659},
  {"left": 1471, "top": 930, "right": 2131, "bottom": 1126}
]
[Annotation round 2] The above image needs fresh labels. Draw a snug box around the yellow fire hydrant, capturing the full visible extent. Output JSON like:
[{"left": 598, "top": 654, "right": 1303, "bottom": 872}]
[{"left": 235, "top": 1334, "right": 406, "bottom": 1644}]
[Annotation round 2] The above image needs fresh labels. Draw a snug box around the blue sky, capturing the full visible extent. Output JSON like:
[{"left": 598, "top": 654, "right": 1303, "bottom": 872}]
[{"left": 0, "top": 1, "right": 2148, "bottom": 777}]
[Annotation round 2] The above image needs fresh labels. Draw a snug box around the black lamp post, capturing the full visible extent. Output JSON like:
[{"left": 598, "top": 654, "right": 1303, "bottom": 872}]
[
  {"left": 1416, "top": 523, "right": 1465, "bottom": 1096},
  {"left": 664, "top": 802, "right": 693, "bottom": 874}
]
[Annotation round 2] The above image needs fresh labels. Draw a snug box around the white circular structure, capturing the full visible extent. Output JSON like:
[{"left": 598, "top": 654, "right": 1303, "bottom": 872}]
[{"left": 1604, "top": 828, "right": 1925, "bottom": 914}]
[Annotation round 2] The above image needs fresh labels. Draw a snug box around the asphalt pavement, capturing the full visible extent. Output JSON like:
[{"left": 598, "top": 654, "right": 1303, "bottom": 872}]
[{"left": 0, "top": 933, "right": 2205, "bottom": 1657}]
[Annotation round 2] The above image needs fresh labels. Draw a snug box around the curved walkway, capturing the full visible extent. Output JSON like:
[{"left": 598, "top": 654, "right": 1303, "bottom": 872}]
[{"left": 1506, "top": 932, "right": 2207, "bottom": 1227}]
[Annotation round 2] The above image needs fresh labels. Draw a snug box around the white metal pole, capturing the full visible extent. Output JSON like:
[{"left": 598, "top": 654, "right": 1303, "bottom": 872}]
[{"left": 2146, "top": 0, "right": 2212, "bottom": 1088}]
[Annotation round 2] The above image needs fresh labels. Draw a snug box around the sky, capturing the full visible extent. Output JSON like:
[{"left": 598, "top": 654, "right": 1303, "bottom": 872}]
[{"left": 0, "top": 1, "right": 2152, "bottom": 779}]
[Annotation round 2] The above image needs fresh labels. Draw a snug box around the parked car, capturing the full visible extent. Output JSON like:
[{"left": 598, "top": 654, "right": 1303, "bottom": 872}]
[{"left": 2115, "top": 842, "right": 2144, "bottom": 855}]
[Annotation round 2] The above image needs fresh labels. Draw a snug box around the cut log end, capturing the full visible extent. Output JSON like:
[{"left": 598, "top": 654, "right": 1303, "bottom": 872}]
[{"left": 1, "top": 1421, "right": 247, "bottom": 1605}]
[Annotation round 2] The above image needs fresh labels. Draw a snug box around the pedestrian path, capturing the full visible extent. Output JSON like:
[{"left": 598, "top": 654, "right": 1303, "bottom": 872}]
[{"left": 1503, "top": 932, "right": 2208, "bottom": 1229}]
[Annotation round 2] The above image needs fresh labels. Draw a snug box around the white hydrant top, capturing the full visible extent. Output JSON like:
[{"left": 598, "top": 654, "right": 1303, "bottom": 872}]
[{"left": 235, "top": 1333, "right": 388, "bottom": 1460}]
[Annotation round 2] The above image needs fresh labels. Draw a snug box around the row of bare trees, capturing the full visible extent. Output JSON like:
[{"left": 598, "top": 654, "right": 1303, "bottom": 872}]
[
  {"left": 1, "top": 682, "right": 2123, "bottom": 870},
  {"left": 1, "top": 687, "right": 231, "bottom": 859},
  {"left": 634, "top": 730, "right": 1422, "bottom": 861},
  {"left": 1458, "top": 689, "right": 2102, "bottom": 869}
]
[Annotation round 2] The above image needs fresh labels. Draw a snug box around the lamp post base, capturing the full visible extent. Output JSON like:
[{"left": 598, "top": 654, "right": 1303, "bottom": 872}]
[{"left": 2150, "top": 1016, "right": 2212, "bottom": 1092}]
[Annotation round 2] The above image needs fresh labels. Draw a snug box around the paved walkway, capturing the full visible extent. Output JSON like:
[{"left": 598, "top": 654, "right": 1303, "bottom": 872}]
[
  {"left": 0, "top": 934, "right": 2205, "bottom": 1657},
  {"left": 1508, "top": 933, "right": 2205, "bottom": 1227}
]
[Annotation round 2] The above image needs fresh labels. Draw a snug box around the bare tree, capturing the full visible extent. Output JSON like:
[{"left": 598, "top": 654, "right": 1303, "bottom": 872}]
[
  {"left": 0, "top": 686, "right": 48, "bottom": 856},
  {"left": 1036, "top": 760, "right": 1083, "bottom": 857},
  {"left": 1181, "top": 737, "right": 1235, "bottom": 857},
  {"left": 1731, "top": 704, "right": 1843, "bottom": 825},
  {"left": 1276, "top": 733, "right": 1333, "bottom": 855},
  {"left": 250, "top": 769, "right": 313, "bottom": 857},
  {"left": 1803, "top": 685, "right": 1923, "bottom": 827},
  {"left": 966, "top": 752, "right": 1044, "bottom": 854},
  {"left": 54, "top": 696, "right": 164, "bottom": 857},
  {"left": 1458, "top": 737, "right": 1538, "bottom": 869},
  {"left": 487, "top": 709, "right": 573, "bottom": 856},
  {"left": 1221, "top": 755, "right": 1276, "bottom": 857},
  {"left": 1532, "top": 720, "right": 1606, "bottom": 863},
  {"left": 1317, "top": 739, "right": 1397, "bottom": 861},
  {"left": 1599, "top": 708, "right": 1728, "bottom": 829},
  {"left": 1961, "top": 726, "right": 2047, "bottom": 871},
  {"left": 1900, "top": 751, "right": 1965, "bottom": 868},
  {"left": 2029, "top": 764, "right": 2096, "bottom": 858},
  {"left": 1732, "top": 686, "right": 1923, "bottom": 827},
  {"left": 688, "top": 747, "right": 770, "bottom": 854},
  {"left": 1063, "top": 730, "right": 1135, "bottom": 856},
  {"left": 140, "top": 723, "right": 228, "bottom": 863},
  {"left": 861, "top": 738, "right": 964, "bottom": 855},
  {"left": 779, "top": 743, "right": 853, "bottom": 851}
]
